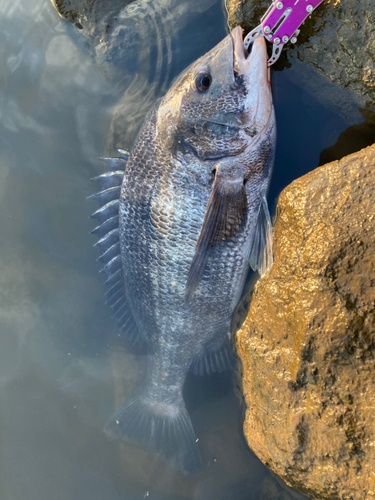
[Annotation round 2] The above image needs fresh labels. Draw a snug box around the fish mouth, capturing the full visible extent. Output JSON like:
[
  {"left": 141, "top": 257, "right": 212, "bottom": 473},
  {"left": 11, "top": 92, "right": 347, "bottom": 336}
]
[{"left": 231, "top": 26, "right": 269, "bottom": 82}]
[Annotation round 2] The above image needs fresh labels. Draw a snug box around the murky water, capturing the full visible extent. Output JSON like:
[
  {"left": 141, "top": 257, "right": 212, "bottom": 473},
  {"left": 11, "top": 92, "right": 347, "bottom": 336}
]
[{"left": 1, "top": 0, "right": 374, "bottom": 499}]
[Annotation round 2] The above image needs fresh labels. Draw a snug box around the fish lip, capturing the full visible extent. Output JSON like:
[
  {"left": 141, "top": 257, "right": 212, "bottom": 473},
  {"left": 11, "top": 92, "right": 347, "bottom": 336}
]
[
  {"left": 231, "top": 26, "right": 247, "bottom": 76},
  {"left": 230, "top": 27, "right": 274, "bottom": 146},
  {"left": 231, "top": 26, "right": 267, "bottom": 78}
]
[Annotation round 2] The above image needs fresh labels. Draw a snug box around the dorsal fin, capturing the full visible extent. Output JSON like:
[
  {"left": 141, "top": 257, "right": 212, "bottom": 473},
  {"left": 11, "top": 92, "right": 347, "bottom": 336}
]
[
  {"left": 88, "top": 186, "right": 121, "bottom": 207},
  {"left": 91, "top": 200, "right": 120, "bottom": 224},
  {"left": 90, "top": 215, "right": 119, "bottom": 238},
  {"left": 90, "top": 172, "right": 124, "bottom": 190},
  {"left": 117, "top": 148, "right": 130, "bottom": 161},
  {"left": 90, "top": 153, "right": 143, "bottom": 345},
  {"left": 99, "top": 156, "right": 127, "bottom": 172}
]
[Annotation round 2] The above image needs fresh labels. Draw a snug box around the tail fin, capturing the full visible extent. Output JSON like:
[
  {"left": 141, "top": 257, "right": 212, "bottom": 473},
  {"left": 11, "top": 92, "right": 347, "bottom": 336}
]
[{"left": 104, "top": 391, "right": 202, "bottom": 476}]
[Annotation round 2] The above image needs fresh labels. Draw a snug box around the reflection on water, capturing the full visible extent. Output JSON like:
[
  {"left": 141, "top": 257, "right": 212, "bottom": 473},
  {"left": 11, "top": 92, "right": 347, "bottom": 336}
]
[{"left": 0, "top": 0, "right": 372, "bottom": 498}]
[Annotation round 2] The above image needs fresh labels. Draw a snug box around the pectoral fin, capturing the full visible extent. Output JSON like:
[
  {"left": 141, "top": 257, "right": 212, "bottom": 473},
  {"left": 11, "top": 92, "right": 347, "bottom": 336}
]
[
  {"left": 185, "top": 163, "right": 247, "bottom": 302},
  {"left": 245, "top": 194, "right": 273, "bottom": 276}
]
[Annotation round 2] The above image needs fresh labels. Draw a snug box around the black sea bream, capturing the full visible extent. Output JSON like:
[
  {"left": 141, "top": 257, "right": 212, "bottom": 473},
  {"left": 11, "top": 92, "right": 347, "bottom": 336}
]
[{"left": 90, "top": 26, "right": 276, "bottom": 475}]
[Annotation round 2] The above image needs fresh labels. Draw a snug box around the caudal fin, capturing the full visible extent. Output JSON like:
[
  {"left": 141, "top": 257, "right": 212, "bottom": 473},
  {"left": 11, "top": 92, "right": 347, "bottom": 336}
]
[{"left": 104, "top": 391, "right": 202, "bottom": 476}]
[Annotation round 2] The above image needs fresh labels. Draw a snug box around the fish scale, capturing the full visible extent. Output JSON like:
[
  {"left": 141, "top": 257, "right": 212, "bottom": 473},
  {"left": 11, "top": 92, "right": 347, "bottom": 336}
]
[{"left": 93, "top": 27, "right": 276, "bottom": 475}]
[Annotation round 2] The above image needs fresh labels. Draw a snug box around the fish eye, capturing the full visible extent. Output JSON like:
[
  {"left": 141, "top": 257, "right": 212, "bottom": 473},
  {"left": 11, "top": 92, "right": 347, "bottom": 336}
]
[{"left": 195, "top": 72, "right": 212, "bottom": 92}]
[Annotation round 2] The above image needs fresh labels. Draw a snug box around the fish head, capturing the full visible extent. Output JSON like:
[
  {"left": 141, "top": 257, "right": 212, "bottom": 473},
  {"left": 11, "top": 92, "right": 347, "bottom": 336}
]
[{"left": 156, "top": 26, "right": 274, "bottom": 161}]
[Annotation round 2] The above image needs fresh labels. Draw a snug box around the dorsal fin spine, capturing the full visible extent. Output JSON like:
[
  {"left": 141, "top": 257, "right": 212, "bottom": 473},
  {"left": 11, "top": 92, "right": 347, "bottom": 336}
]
[
  {"left": 95, "top": 228, "right": 119, "bottom": 250},
  {"left": 91, "top": 199, "right": 119, "bottom": 224},
  {"left": 90, "top": 171, "right": 124, "bottom": 190},
  {"left": 90, "top": 154, "right": 142, "bottom": 345}
]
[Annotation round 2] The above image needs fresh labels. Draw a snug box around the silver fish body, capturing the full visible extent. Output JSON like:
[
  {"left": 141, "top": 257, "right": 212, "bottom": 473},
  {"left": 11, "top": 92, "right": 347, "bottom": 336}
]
[{"left": 94, "top": 27, "right": 276, "bottom": 475}]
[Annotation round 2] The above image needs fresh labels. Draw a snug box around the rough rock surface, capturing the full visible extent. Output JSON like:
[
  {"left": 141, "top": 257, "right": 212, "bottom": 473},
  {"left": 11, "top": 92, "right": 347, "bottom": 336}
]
[
  {"left": 50, "top": 0, "right": 143, "bottom": 82},
  {"left": 49, "top": 0, "right": 221, "bottom": 86},
  {"left": 226, "top": 0, "right": 375, "bottom": 107},
  {"left": 50, "top": 0, "right": 130, "bottom": 39},
  {"left": 236, "top": 144, "right": 375, "bottom": 500}
]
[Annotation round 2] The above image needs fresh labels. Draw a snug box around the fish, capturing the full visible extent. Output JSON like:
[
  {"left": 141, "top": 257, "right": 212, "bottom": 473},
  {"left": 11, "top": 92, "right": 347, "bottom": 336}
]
[{"left": 90, "top": 26, "right": 276, "bottom": 476}]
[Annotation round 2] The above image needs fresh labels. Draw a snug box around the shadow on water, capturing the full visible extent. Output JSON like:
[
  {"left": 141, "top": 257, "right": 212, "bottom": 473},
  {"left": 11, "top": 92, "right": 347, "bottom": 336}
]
[
  {"left": 319, "top": 108, "right": 375, "bottom": 166},
  {"left": 0, "top": 0, "right": 370, "bottom": 498}
]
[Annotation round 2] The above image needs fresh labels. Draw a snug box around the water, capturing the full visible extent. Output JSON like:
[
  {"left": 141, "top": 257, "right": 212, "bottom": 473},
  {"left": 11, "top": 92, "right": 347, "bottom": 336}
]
[{"left": 0, "top": 0, "right": 374, "bottom": 499}]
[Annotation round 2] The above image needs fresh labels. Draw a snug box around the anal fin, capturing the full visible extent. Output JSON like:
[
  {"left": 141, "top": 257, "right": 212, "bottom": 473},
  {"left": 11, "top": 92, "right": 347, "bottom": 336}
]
[{"left": 190, "top": 335, "right": 234, "bottom": 376}]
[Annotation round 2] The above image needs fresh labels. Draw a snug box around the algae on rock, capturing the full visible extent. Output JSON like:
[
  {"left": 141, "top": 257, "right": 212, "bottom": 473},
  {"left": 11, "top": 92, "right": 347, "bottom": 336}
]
[{"left": 236, "top": 144, "right": 375, "bottom": 500}]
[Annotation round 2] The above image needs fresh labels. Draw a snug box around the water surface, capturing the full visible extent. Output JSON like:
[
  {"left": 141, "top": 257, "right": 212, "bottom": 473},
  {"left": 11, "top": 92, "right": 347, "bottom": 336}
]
[{"left": 0, "top": 0, "right": 373, "bottom": 499}]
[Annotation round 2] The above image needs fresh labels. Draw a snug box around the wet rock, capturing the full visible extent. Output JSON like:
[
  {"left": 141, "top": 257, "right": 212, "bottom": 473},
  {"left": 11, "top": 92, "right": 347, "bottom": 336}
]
[
  {"left": 49, "top": 0, "right": 221, "bottom": 86},
  {"left": 49, "top": 0, "right": 226, "bottom": 149},
  {"left": 257, "top": 472, "right": 310, "bottom": 500},
  {"left": 319, "top": 109, "right": 375, "bottom": 165},
  {"left": 50, "top": 0, "right": 131, "bottom": 41},
  {"left": 225, "top": 0, "right": 375, "bottom": 107},
  {"left": 236, "top": 144, "right": 375, "bottom": 499},
  {"left": 50, "top": 0, "right": 141, "bottom": 82}
]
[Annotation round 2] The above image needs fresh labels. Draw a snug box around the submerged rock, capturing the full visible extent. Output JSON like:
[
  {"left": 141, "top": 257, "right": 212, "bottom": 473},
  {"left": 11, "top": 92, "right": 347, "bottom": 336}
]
[
  {"left": 236, "top": 144, "right": 375, "bottom": 499},
  {"left": 49, "top": 0, "right": 227, "bottom": 149},
  {"left": 225, "top": 0, "right": 375, "bottom": 107},
  {"left": 49, "top": 0, "right": 220, "bottom": 86},
  {"left": 50, "top": 0, "right": 131, "bottom": 37},
  {"left": 49, "top": 0, "right": 145, "bottom": 82},
  {"left": 257, "top": 473, "right": 310, "bottom": 500}
]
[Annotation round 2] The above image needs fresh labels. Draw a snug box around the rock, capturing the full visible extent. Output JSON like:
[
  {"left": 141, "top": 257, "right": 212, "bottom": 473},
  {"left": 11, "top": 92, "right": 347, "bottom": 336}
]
[
  {"left": 257, "top": 472, "right": 310, "bottom": 500},
  {"left": 236, "top": 144, "right": 375, "bottom": 499},
  {"left": 49, "top": 0, "right": 228, "bottom": 150},
  {"left": 50, "top": 0, "right": 130, "bottom": 39},
  {"left": 225, "top": 0, "right": 375, "bottom": 107},
  {"left": 50, "top": 0, "right": 142, "bottom": 83},
  {"left": 49, "top": 0, "right": 221, "bottom": 86}
]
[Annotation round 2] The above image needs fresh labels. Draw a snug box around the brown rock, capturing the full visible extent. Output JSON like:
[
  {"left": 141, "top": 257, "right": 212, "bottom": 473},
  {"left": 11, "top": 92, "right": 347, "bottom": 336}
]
[
  {"left": 236, "top": 144, "right": 375, "bottom": 499},
  {"left": 50, "top": 0, "right": 132, "bottom": 40},
  {"left": 225, "top": 0, "right": 375, "bottom": 107}
]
